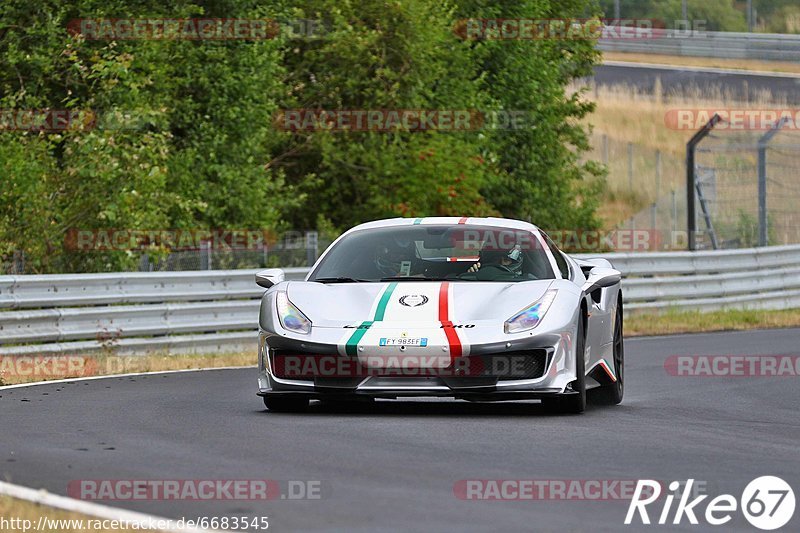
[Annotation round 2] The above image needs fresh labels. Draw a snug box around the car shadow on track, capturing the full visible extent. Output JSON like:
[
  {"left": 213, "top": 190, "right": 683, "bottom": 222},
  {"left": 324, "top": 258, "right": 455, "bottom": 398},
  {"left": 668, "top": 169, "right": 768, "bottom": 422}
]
[{"left": 256, "top": 400, "right": 622, "bottom": 418}]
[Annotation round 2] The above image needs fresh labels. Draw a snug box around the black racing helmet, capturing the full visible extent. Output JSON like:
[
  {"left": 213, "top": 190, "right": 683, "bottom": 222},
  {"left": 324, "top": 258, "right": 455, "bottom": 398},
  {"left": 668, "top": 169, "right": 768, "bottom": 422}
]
[{"left": 479, "top": 243, "right": 523, "bottom": 275}]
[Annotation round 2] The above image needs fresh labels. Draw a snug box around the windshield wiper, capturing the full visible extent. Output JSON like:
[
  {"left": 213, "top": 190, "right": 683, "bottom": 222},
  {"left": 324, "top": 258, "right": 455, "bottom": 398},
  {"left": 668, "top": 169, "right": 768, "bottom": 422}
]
[
  {"left": 313, "top": 277, "right": 370, "bottom": 283},
  {"left": 379, "top": 276, "right": 448, "bottom": 282}
]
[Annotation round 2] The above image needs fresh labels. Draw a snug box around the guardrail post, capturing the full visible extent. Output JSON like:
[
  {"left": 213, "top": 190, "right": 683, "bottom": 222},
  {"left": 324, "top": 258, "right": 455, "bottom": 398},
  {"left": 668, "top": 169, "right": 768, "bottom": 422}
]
[{"left": 686, "top": 113, "right": 722, "bottom": 251}]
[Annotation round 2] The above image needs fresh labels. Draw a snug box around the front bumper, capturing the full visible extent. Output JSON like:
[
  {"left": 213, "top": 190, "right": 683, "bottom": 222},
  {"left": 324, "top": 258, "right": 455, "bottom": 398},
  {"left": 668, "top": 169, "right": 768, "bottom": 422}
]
[{"left": 257, "top": 330, "right": 577, "bottom": 401}]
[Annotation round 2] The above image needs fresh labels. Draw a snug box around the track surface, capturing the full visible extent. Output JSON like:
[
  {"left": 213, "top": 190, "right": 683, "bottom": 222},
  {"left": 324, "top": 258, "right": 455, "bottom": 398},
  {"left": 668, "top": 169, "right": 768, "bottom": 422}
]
[
  {"left": 593, "top": 64, "right": 800, "bottom": 102},
  {"left": 3, "top": 329, "right": 799, "bottom": 532}
]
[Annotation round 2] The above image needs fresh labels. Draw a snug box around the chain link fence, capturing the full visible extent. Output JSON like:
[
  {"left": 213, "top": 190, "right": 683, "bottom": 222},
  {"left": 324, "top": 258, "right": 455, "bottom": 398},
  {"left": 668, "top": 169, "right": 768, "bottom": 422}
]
[
  {"left": 2, "top": 231, "right": 331, "bottom": 275},
  {"left": 691, "top": 124, "right": 800, "bottom": 249},
  {"left": 590, "top": 122, "right": 800, "bottom": 251},
  {"left": 588, "top": 132, "right": 689, "bottom": 250}
]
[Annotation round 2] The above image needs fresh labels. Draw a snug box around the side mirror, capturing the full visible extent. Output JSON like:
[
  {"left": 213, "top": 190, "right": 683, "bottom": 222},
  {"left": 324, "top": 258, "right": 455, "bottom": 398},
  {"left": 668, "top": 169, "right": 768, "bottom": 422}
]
[
  {"left": 255, "top": 268, "right": 285, "bottom": 289},
  {"left": 582, "top": 267, "right": 621, "bottom": 294}
]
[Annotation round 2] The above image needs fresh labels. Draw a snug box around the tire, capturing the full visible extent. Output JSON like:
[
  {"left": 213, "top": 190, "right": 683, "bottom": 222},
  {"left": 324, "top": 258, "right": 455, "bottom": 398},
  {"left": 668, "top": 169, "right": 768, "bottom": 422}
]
[
  {"left": 543, "top": 313, "right": 586, "bottom": 414},
  {"left": 590, "top": 296, "right": 624, "bottom": 406},
  {"left": 263, "top": 395, "right": 309, "bottom": 412}
]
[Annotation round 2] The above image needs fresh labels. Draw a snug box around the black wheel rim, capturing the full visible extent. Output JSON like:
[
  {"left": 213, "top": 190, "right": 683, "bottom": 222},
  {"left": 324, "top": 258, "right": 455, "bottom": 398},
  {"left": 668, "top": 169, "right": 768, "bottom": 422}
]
[{"left": 613, "top": 308, "right": 624, "bottom": 393}]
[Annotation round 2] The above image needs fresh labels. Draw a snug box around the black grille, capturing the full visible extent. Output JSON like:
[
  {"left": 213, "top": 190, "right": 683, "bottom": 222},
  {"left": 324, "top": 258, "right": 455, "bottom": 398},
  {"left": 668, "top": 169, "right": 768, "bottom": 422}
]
[
  {"left": 269, "top": 348, "right": 550, "bottom": 382},
  {"left": 468, "top": 350, "right": 550, "bottom": 380}
]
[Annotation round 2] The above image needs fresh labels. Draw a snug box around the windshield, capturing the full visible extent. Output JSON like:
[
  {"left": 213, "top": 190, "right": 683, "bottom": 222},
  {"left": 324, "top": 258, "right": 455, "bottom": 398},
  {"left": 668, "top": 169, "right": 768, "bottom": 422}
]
[{"left": 309, "top": 224, "right": 556, "bottom": 282}]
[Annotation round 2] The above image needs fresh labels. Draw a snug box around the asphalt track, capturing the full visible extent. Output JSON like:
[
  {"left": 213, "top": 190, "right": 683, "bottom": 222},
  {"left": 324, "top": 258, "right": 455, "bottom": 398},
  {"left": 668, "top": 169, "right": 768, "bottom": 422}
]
[
  {"left": 593, "top": 63, "right": 800, "bottom": 103},
  {"left": 2, "top": 328, "right": 799, "bottom": 532}
]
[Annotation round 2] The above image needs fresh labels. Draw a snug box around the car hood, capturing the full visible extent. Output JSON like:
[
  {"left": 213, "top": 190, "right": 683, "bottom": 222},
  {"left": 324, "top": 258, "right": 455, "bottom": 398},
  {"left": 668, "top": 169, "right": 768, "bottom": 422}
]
[{"left": 286, "top": 280, "right": 554, "bottom": 328}]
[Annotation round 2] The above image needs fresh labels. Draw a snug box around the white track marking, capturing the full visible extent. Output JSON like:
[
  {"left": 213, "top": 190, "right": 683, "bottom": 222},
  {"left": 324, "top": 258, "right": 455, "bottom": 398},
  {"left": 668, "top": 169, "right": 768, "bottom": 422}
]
[
  {"left": 0, "top": 366, "right": 254, "bottom": 391},
  {"left": 0, "top": 480, "right": 220, "bottom": 533}
]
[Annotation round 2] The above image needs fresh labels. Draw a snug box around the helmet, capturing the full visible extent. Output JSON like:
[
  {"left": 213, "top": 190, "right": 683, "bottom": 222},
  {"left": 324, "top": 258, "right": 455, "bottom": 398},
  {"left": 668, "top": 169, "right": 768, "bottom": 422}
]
[
  {"left": 375, "top": 242, "right": 412, "bottom": 276},
  {"left": 479, "top": 244, "right": 523, "bottom": 276}
]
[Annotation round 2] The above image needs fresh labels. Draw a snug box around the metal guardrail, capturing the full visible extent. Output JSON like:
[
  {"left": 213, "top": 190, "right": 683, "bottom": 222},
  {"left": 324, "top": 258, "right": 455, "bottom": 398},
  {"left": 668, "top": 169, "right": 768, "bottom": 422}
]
[
  {"left": 595, "top": 245, "right": 800, "bottom": 313},
  {"left": 598, "top": 30, "right": 800, "bottom": 62},
  {"left": 1, "top": 245, "right": 799, "bottom": 356}
]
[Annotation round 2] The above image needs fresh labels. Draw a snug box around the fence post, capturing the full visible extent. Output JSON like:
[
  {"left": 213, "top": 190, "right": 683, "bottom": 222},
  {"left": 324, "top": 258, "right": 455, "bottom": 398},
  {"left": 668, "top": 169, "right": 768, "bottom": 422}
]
[
  {"left": 12, "top": 250, "right": 24, "bottom": 274},
  {"left": 305, "top": 231, "right": 319, "bottom": 267},
  {"left": 686, "top": 114, "right": 722, "bottom": 250},
  {"left": 602, "top": 134, "right": 609, "bottom": 165},
  {"left": 757, "top": 144, "right": 768, "bottom": 247},
  {"left": 627, "top": 143, "right": 633, "bottom": 191},
  {"left": 671, "top": 189, "right": 677, "bottom": 235},
  {"left": 655, "top": 149, "right": 661, "bottom": 199},
  {"left": 200, "top": 240, "right": 212, "bottom": 270},
  {"left": 756, "top": 117, "right": 789, "bottom": 247},
  {"left": 650, "top": 203, "right": 657, "bottom": 232}
]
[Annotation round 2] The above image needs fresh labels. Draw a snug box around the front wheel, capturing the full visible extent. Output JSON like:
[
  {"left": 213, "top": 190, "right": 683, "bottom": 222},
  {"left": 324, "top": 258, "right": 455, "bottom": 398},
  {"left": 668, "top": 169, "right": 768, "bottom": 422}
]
[
  {"left": 589, "top": 297, "right": 624, "bottom": 406},
  {"left": 263, "top": 395, "right": 309, "bottom": 412},
  {"left": 543, "top": 314, "right": 586, "bottom": 414}
]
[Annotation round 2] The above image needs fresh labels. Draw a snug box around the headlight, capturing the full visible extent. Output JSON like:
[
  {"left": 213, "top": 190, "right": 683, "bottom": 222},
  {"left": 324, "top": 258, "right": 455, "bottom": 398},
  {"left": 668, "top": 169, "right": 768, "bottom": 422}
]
[
  {"left": 276, "top": 291, "right": 312, "bottom": 334},
  {"left": 504, "top": 289, "right": 558, "bottom": 334}
]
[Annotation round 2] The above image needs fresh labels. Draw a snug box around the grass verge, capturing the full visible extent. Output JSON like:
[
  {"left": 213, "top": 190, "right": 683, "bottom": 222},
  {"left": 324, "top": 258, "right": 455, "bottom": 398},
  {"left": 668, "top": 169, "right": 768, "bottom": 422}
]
[
  {"left": 0, "top": 495, "right": 134, "bottom": 532},
  {"left": 0, "top": 351, "right": 254, "bottom": 386},
  {"left": 626, "top": 308, "right": 800, "bottom": 336}
]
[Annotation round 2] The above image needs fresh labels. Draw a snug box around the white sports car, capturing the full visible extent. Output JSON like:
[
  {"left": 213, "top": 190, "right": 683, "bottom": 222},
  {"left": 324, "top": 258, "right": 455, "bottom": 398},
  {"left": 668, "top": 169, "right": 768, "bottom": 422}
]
[{"left": 256, "top": 217, "right": 623, "bottom": 414}]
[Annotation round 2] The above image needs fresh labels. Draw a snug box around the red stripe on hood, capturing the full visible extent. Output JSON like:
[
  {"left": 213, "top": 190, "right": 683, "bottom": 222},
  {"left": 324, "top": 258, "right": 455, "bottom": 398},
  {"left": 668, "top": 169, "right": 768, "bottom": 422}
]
[{"left": 438, "top": 282, "right": 463, "bottom": 359}]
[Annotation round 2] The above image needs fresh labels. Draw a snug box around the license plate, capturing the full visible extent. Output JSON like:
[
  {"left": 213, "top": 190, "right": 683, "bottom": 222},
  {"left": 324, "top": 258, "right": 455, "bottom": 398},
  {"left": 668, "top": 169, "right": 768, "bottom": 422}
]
[{"left": 379, "top": 337, "right": 428, "bottom": 347}]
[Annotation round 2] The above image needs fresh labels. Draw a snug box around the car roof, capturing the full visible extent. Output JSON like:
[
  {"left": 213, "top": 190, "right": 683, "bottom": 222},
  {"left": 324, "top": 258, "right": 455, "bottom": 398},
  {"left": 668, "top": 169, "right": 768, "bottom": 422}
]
[{"left": 344, "top": 217, "right": 542, "bottom": 235}]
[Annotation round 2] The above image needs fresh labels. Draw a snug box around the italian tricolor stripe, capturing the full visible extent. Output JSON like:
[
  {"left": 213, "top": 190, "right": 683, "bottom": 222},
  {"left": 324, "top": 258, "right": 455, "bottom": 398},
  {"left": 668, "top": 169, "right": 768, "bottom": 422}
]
[
  {"left": 344, "top": 282, "right": 398, "bottom": 356},
  {"left": 438, "top": 281, "right": 463, "bottom": 359}
]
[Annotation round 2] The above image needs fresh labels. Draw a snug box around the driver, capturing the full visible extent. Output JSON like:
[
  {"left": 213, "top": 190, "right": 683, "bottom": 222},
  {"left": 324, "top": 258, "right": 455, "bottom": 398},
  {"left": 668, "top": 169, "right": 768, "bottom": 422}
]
[
  {"left": 466, "top": 243, "right": 523, "bottom": 279},
  {"left": 374, "top": 238, "right": 418, "bottom": 277}
]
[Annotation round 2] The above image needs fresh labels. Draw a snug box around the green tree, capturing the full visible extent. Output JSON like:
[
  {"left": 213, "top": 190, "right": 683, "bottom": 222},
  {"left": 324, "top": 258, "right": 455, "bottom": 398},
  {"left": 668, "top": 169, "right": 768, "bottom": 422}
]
[
  {"left": 273, "top": 0, "right": 501, "bottom": 231},
  {"left": 0, "top": 0, "right": 294, "bottom": 272},
  {"left": 455, "top": 0, "right": 604, "bottom": 231}
]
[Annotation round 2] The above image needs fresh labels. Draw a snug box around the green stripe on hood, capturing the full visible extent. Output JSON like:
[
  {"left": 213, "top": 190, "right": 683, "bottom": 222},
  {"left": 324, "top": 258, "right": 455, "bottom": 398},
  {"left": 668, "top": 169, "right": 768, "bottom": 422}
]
[{"left": 344, "top": 282, "right": 398, "bottom": 356}]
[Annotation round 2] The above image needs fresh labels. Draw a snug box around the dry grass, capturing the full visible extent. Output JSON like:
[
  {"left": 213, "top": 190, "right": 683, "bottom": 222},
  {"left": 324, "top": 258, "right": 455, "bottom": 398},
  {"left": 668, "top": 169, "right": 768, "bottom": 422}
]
[
  {"left": 0, "top": 495, "right": 134, "bottom": 532},
  {"left": 626, "top": 308, "right": 800, "bottom": 336},
  {"left": 603, "top": 51, "right": 800, "bottom": 75},
  {"left": 0, "top": 351, "right": 255, "bottom": 386}
]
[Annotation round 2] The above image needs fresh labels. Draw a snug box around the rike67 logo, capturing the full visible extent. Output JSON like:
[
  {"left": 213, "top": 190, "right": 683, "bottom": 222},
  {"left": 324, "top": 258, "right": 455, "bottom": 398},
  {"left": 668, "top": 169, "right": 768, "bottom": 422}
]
[{"left": 626, "top": 477, "right": 795, "bottom": 530}]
